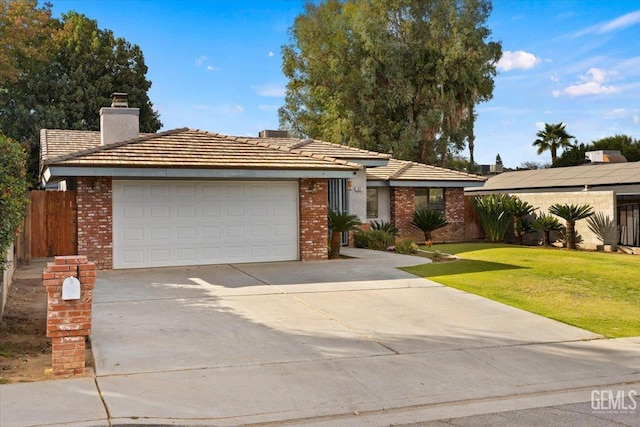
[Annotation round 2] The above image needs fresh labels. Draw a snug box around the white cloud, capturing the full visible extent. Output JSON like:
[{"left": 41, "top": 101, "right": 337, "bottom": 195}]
[
  {"left": 561, "top": 67, "right": 619, "bottom": 97},
  {"left": 252, "top": 83, "right": 286, "bottom": 97},
  {"left": 496, "top": 50, "right": 541, "bottom": 71},
  {"left": 258, "top": 104, "right": 279, "bottom": 112},
  {"left": 226, "top": 105, "right": 244, "bottom": 114},
  {"left": 552, "top": 90, "right": 560, "bottom": 98},
  {"left": 634, "top": 115, "right": 639, "bottom": 124},
  {"left": 268, "top": 51, "right": 275, "bottom": 57},
  {"left": 549, "top": 74, "right": 560, "bottom": 83},
  {"left": 604, "top": 108, "right": 628, "bottom": 118},
  {"left": 598, "top": 10, "right": 640, "bottom": 34},
  {"left": 195, "top": 55, "right": 208, "bottom": 66},
  {"left": 535, "top": 121, "right": 546, "bottom": 131},
  {"left": 206, "top": 65, "right": 219, "bottom": 72}
]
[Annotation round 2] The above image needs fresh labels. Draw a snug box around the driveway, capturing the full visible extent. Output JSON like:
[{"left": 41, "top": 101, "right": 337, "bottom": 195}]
[{"left": 87, "top": 248, "right": 639, "bottom": 426}]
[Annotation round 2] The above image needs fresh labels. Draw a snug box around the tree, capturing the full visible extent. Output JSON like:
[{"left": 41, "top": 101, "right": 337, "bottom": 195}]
[
  {"left": 532, "top": 123, "right": 574, "bottom": 164},
  {"left": 548, "top": 203, "right": 593, "bottom": 250},
  {"left": 591, "top": 135, "right": 640, "bottom": 162},
  {"left": 280, "top": 0, "right": 502, "bottom": 166},
  {"left": 411, "top": 208, "right": 448, "bottom": 246},
  {"left": 328, "top": 210, "right": 361, "bottom": 259},
  {"left": 0, "top": 133, "right": 29, "bottom": 268},
  {"left": 531, "top": 214, "right": 562, "bottom": 247},
  {"left": 0, "top": 6, "right": 162, "bottom": 184},
  {"left": 505, "top": 197, "right": 536, "bottom": 245}
]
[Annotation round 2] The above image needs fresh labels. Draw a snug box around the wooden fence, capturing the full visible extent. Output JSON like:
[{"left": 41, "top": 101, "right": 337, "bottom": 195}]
[{"left": 25, "top": 191, "right": 78, "bottom": 259}]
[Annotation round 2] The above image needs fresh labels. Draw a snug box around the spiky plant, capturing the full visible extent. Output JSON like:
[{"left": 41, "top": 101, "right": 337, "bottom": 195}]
[
  {"left": 411, "top": 208, "right": 448, "bottom": 246},
  {"left": 548, "top": 203, "right": 594, "bottom": 250},
  {"left": 328, "top": 210, "right": 361, "bottom": 259},
  {"left": 369, "top": 220, "right": 399, "bottom": 237},
  {"left": 471, "top": 194, "right": 513, "bottom": 243},
  {"left": 506, "top": 197, "right": 537, "bottom": 245},
  {"left": 531, "top": 214, "right": 562, "bottom": 247},
  {"left": 586, "top": 212, "right": 616, "bottom": 245}
]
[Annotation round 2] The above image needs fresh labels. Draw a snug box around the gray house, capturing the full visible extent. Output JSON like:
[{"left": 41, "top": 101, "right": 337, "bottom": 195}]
[{"left": 465, "top": 161, "right": 640, "bottom": 249}]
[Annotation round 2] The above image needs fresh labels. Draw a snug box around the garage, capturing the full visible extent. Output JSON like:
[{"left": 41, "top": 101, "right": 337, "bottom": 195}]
[{"left": 113, "top": 180, "right": 299, "bottom": 269}]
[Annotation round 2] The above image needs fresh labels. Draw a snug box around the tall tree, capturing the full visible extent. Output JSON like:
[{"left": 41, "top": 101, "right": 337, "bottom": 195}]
[
  {"left": 553, "top": 135, "right": 640, "bottom": 167},
  {"left": 0, "top": 4, "right": 162, "bottom": 184},
  {"left": 532, "top": 122, "right": 574, "bottom": 164},
  {"left": 280, "top": 0, "right": 501, "bottom": 166}
]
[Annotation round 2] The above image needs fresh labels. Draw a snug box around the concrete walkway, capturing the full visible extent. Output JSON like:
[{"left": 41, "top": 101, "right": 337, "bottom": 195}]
[{"left": 1, "top": 248, "right": 638, "bottom": 426}]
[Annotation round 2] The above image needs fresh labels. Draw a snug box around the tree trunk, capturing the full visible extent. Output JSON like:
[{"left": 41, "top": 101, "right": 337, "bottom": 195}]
[
  {"left": 567, "top": 221, "right": 576, "bottom": 250},
  {"left": 542, "top": 230, "right": 550, "bottom": 247},
  {"left": 330, "top": 231, "right": 342, "bottom": 259},
  {"left": 514, "top": 218, "right": 523, "bottom": 245}
]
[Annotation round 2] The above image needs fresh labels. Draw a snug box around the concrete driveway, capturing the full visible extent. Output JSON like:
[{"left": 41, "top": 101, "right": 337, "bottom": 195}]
[{"left": 83, "top": 248, "right": 639, "bottom": 426}]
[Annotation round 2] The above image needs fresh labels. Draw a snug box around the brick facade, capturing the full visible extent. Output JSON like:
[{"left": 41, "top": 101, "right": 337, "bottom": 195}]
[
  {"left": 299, "top": 178, "right": 329, "bottom": 261},
  {"left": 43, "top": 255, "right": 95, "bottom": 376},
  {"left": 77, "top": 177, "right": 113, "bottom": 269},
  {"left": 391, "top": 187, "right": 467, "bottom": 243}
]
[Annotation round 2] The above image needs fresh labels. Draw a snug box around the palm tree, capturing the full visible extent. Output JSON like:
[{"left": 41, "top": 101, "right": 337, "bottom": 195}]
[
  {"left": 328, "top": 210, "right": 361, "bottom": 259},
  {"left": 506, "top": 197, "right": 537, "bottom": 245},
  {"left": 548, "top": 203, "right": 594, "bottom": 250},
  {"left": 532, "top": 123, "right": 574, "bottom": 164},
  {"left": 411, "top": 208, "right": 448, "bottom": 246},
  {"left": 531, "top": 214, "right": 562, "bottom": 247}
]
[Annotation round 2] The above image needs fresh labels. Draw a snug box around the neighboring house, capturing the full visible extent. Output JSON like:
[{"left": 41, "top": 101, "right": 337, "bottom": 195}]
[
  {"left": 40, "top": 94, "right": 486, "bottom": 269},
  {"left": 465, "top": 162, "right": 640, "bottom": 249}
]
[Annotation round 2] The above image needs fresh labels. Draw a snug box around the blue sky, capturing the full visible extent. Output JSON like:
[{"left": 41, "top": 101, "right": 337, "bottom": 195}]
[{"left": 51, "top": 0, "right": 640, "bottom": 167}]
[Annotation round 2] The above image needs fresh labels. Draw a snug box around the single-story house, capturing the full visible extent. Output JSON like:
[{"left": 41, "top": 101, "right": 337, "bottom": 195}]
[
  {"left": 40, "top": 94, "right": 485, "bottom": 269},
  {"left": 465, "top": 162, "right": 640, "bottom": 250}
]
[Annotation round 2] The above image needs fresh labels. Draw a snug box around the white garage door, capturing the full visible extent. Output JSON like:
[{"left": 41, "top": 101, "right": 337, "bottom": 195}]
[{"left": 113, "top": 180, "right": 299, "bottom": 269}]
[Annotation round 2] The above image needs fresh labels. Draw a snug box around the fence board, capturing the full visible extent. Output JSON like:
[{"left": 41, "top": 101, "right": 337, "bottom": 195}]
[{"left": 30, "top": 191, "right": 77, "bottom": 257}]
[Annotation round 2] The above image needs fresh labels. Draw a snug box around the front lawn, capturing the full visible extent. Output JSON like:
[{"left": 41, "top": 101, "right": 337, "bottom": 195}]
[{"left": 401, "top": 243, "right": 640, "bottom": 338}]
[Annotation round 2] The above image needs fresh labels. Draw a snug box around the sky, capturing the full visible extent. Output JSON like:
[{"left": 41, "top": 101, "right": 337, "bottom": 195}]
[{"left": 50, "top": 0, "right": 640, "bottom": 168}]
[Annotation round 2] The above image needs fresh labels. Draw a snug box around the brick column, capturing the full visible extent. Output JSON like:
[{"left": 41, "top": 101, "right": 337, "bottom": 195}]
[
  {"left": 299, "top": 178, "right": 329, "bottom": 261},
  {"left": 42, "top": 255, "right": 96, "bottom": 376},
  {"left": 77, "top": 176, "right": 113, "bottom": 269},
  {"left": 391, "top": 187, "right": 422, "bottom": 241}
]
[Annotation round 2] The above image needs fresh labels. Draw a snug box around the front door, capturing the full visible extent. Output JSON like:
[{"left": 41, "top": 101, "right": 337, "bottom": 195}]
[{"left": 328, "top": 179, "right": 349, "bottom": 245}]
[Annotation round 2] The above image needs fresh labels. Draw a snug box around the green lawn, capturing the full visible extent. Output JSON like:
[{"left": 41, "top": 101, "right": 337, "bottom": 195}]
[{"left": 401, "top": 243, "right": 640, "bottom": 338}]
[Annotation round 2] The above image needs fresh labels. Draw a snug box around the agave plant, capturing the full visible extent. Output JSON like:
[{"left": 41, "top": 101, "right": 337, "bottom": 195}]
[
  {"left": 506, "top": 197, "right": 537, "bottom": 245},
  {"left": 586, "top": 212, "right": 616, "bottom": 245},
  {"left": 369, "top": 220, "right": 399, "bottom": 237},
  {"left": 328, "top": 210, "right": 361, "bottom": 259},
  {"left": 471, "top": 194, "right": 513, "bottom": 243},
  {"left": 411, "top": 208, "right": 448, "bottom": 246},
  {"left": 531, "top": 214, "right": 562, "bottom": 247},
  {"left": 548, "top": 203, "right": 593, "bottom": 250}
]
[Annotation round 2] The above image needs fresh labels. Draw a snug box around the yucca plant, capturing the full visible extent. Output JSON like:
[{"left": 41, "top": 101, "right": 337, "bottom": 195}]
[
  {"left": 548, "top": 203, "right": 594, "bottom": 250},
  {"left": 531, "top": 214, "right": 562, "bottom": 247},
  {"left": 506, "top": 197, "right": 537, "bottom": 245},
  {"left": 328, "top": 210, "right": 361, "bottom": 259},
  {"left": 411, "top": 208, "right": 448, "bottom": 246},
  {"left": 471, "top": 194, "right": 513, "bottom": 243},
  {"left": 586, "top": 212, "right": 616, "bottom": 245},
  {"left": 369, "top": 220, "right": 399, "bottom": 237}
]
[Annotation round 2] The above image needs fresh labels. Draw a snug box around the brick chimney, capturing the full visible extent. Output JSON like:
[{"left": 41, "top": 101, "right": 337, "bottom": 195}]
[{"left": 100, "top": 93, "right": 140, "bottom": 145}]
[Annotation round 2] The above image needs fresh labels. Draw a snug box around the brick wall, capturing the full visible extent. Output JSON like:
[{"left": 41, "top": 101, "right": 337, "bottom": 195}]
[
  {"left": 77, "top": 177, "right": 113, "bottom": 269},
  {"left": 43, "top": 255, "right": 95, "bottom": 376},
  {"left": 299, "top": 178, "right": 328, "bottom": 261},
  {"left": 391, "top": 187, "right": 467, "bottom": 243}
]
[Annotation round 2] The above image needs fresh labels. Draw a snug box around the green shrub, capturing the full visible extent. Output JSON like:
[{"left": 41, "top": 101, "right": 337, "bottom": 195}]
[
  {"left": 370, "top": 220, "right": 399, "bottom": 236},
  {"left": 354, "top": 229, "right": 395, "bottom": 251},
  {"left": 471, "top": 194, "right": 513, "bottom": 243},
  {"left": 395, "top": 238, "right": 418, "bottom": 254}
]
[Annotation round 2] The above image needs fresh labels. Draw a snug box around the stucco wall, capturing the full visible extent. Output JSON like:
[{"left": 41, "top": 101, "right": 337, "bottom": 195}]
[
  {"left": 366, "top": 186, "right": 391, "bottom": 224},
  {"left": 348, "top": 169, "right": 368, "bottom": 222},
  {"left": 510, "top": 191, "right": 616, "bottom": 249}
]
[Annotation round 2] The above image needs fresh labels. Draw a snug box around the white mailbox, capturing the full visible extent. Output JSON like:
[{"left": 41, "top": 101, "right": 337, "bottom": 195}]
[{"left": 62, "top": 276, "right": 81, "bottom": 301}]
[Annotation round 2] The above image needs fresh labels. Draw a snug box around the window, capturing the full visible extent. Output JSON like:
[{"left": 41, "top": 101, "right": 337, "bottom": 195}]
[
  {"left": 415, "top": 188, "right": 445, "bottom": 213},
  {"left": 367, "top": 188, "right": 378, "bottom": 218}
]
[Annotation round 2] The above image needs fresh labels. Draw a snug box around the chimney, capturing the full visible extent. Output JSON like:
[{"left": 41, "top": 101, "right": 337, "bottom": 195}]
[
  {"left": 100, "top": 92, "right": 140, "bottom": 145},
  {"left": 258, "top": 129, "right": 290, "bottom": 139}
]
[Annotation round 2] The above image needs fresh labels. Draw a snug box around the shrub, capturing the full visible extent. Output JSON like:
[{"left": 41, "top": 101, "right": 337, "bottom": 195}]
[
  {"left": 532, "top": 214, "right": 562, "bottom": 247},
  {"left": 549, "top": 203, "right": 593, "bottom": 250},
  {"left": 328, "top": 210, "right": 361, "bottom": 259},
  {"left": 370, "top": 220, "right": 399, "bottom": 236},
  {"left": 411, "top": 208, "right": 448, "bottom": 245},
  {"left": 395, "top": 238, "right": 418, "bottom": 254},
  {"left": 0, "top": 133, "right": 29, "bottom": 269},
  {"left": 586, "top": 212, "right": 616, "bottom": 245},
  {"left": 354, "top": 229, "right": 395, "bottom": 251},
  {"left": 471, "top": 194, "right": 513, "bottom": 243}
]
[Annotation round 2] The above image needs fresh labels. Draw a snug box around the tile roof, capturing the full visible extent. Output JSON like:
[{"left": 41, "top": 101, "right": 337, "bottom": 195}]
[
  {"left": 41, "top": 128, "right": 361, "bottom": 171},
  {"left": 469, "top": 161, "right": 640, "bottom": 192},
  {"left": 250, "top": 137, "right": 392, "bottom": 160},
  {"left": 367, "top": 159, "right": 486, "bottom": 183}
]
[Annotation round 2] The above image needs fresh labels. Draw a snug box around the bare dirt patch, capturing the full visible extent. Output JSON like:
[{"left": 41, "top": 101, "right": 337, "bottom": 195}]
[{"left": 1, "top": 263, "right": 94, "bottom": 384}]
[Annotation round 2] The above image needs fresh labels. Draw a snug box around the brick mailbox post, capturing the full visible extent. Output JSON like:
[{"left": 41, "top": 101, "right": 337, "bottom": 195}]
[{"left": 42, "top": 255, "right": 96, "bottom": 376}]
